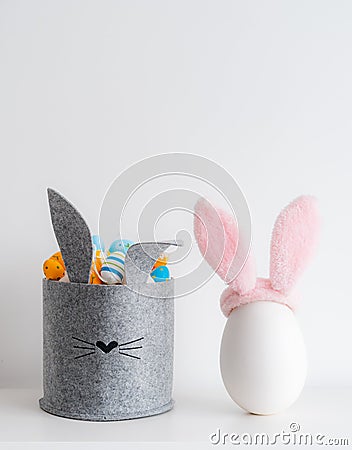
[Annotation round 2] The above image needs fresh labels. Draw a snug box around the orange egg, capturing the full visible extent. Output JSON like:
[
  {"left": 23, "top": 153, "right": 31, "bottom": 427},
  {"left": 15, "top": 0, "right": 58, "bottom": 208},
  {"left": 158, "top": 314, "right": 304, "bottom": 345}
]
[
  {"left": 152, "top": 253, "right": 169, "bottom": 270},
  {"left": 89, "top": 252, "right": 104, "bottom": 284},
  {"left": 50, "top": 251, "right": 65, "bottom": 269},
  {"left": 43, "top": 258, "right": 65, "bottom": 280},
  {"left": 94, "top": 250, "right": 104, "bottom": 273},
  {"left": 89, "top": 267, "right": 103, "bottom": 284}
]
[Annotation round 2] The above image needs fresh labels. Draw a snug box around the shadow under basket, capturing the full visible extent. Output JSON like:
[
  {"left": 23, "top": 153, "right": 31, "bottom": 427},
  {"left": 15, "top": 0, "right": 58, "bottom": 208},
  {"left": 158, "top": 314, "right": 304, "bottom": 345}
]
[{"left": 39, "top": 242, "right": 176, "bottom": 421}]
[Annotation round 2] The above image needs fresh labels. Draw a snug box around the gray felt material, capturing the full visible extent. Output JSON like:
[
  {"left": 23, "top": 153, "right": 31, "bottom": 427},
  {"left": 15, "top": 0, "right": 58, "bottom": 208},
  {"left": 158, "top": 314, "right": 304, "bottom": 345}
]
[
  {"left": 42, "top": 188, "right": 179, "bottom": 421},
  {"left": 47, "top": 188, "right": 93, "bottom": 284},
  {"left": 125, "top": 241, "right": 178, "bottom": 287},
  {"left": 40, "top": 241, "right": 178, "bottom": 421}
]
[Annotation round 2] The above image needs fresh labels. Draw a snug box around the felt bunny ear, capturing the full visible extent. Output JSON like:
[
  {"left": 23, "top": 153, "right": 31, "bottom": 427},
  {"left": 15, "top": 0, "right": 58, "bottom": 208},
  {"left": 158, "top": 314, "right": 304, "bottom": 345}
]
[
  {"left": 270, "top": 195, "right": 319, "bottom": 295},
  {"left": 48, "top": 188, "right": 93, "bottom": 284},
  {"left": 194, "top": 198, "right": 256, "bottom": 294}
]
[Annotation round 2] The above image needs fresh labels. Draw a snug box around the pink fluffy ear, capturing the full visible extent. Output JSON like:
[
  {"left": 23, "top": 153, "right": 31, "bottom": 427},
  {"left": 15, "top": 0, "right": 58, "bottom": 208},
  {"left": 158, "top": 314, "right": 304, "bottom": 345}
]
[
  {"left": 194, "top": 198, "right": 256, "bottom": 294},
  {"left": 229, "top": 248, "right": 256, "bottom": 295},
  {"left": 270, "top": 195, "right": 319, "bottom": 294}
]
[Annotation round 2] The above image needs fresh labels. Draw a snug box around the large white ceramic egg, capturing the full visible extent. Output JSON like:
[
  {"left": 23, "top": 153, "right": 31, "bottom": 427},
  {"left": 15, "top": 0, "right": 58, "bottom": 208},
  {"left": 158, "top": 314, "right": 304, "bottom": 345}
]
[{"left": 220, "top": 301, "right": 307, "bottom": 415}]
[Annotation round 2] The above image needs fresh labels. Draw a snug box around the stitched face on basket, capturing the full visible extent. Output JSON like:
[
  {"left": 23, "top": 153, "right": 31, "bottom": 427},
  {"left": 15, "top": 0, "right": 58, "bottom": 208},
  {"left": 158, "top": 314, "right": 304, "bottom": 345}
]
[{"left": 72, "top": 336, "right": 144, "bottom": 360}]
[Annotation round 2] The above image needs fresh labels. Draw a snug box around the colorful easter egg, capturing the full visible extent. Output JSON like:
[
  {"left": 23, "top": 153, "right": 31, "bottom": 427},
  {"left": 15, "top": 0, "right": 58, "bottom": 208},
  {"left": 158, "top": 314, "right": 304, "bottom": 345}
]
[
  {"left": 100, "top": 251, "right": 125, "bottom": 284},
  {"left": 150, "top": 265, "right": 170, "bottom": 282},
  {"left": 50, "top": 251, "right": 65, "bottom": 269},
  {"left": 109, "top": 239, "right": 134, "bottom": 255},
  {"left": 89, "top": 269, "right": 103, "bottom": 284},
  {"left": 89, "top": 250, "right": 106, "bottom": 284},
  {"left": 92, "top": 235, "right": 105, "bottom": 252},
  {"left": 43, "top": 258, "right": 65, "bottom": 280},
  {"left": 94, "top": 250, "right": 105, "bottom": 273},
  {"left": 152, "top": 253, "right": 169, "bottom": 270}
]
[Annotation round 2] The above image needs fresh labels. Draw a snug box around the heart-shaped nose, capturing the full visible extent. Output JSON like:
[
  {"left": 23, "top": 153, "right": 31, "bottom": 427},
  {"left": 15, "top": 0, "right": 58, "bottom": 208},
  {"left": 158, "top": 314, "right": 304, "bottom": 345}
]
[{"left": 96, "top": 341, "right": 118, "bottom": 354}]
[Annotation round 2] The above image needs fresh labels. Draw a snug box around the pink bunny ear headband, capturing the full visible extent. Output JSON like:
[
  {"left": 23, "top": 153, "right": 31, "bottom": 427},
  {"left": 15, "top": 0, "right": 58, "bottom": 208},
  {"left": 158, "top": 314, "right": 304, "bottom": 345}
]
[{"left": 194, "top": 196, "right": 319, "bottom": 317}]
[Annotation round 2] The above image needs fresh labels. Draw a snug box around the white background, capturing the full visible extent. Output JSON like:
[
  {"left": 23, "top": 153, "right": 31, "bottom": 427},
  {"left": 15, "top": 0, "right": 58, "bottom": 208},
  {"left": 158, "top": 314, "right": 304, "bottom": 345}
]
[{"left": 0, "top": 0, "right": 351, "bottom": 419}]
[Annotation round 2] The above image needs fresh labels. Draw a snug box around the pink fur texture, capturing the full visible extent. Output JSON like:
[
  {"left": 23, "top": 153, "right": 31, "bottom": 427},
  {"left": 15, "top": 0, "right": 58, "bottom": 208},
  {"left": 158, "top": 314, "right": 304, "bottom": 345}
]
[
  {"left": 220, "top": 279, "right": 301, "bottom": 317},
  {"left": 270, "top": 196, "right": 319, "bottom": 294},
  {"left": 194, "top": 195, "right": 319, "bottom": 317},
  {"left": 194, "top": 198, "right": 256, "bottom": 294}
]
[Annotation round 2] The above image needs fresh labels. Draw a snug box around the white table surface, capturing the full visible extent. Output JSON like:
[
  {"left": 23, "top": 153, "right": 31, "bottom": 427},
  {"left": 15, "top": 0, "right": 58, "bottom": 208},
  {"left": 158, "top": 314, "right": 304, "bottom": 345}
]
[{"left": 0, "top": 386, "right": 351, "bottom": 449}]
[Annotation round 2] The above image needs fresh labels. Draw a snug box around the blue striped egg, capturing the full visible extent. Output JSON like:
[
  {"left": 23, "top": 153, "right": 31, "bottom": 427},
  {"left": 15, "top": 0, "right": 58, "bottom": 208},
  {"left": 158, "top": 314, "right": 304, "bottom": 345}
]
[
  {"left": 100, "top": 251, "right": 125, "bottom": 284},
  {"left": 109, "top": 239, "right": 134, "bottom": 255}
]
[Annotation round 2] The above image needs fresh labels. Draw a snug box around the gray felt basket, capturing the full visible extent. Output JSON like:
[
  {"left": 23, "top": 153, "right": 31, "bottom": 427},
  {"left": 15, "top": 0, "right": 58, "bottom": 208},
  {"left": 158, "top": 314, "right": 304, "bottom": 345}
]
[{"left": 39, "top": 189, "right": 179, "bottom": 421}]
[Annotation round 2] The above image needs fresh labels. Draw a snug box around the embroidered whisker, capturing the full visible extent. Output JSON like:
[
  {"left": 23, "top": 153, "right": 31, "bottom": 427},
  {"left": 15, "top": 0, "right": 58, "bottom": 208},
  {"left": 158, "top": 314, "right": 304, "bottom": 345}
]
[
  {"left": 72, "top": 336, "right": 95, "bottom": 347},
  {"left": 119, "top": 351, "right": 141, "bottom": 360},
  {"left": 74, "top": 351, "right": 96, "bottom": 359},
  {"left": 119, "top": 337, "right": 144, "bottom": 347},
  {"left": 119, "top": 346, "right": 143, "bottom": 350},
  {"left": 73, "top": 346, "right": 96, "bottom": 350}
]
